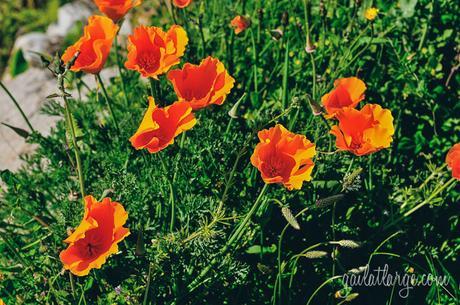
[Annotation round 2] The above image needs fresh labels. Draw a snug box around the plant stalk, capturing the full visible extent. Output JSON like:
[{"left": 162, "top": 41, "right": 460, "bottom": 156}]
[
  {"left": 96, "top": 73, "right": 120, "bottom": 132},
  {"left": 0, "top": 81, "right": 35, "bottom": 132}
]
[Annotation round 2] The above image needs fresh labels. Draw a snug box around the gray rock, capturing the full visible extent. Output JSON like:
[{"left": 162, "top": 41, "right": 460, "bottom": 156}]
[
  {"left": 46, "top": 1, "right": 93, "bottom": 38},
  {"left": 0, "top": 67, "right": 118, "bottom": 171},
  {"left": 13, "top": 32, "right": 53, "bottom": 66}
]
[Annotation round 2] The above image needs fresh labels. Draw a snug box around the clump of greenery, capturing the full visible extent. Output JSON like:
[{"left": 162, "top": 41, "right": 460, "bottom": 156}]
[{"left": 1, "top": 0, "right": 459, "bottom": 304}]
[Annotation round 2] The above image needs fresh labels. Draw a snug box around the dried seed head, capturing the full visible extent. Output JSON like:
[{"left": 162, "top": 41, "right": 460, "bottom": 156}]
[
  {"left": 342, "top": 167, "right": 363, "bottom": 192},
  {"left": 330, "top": 240, "right": 361, "bottom": 248},
  {"left": 305, "top": 38, "right": 316, "bottom": 53},
  {"left": 257, "top": 263, "right": 272, "bottom": 274},
  {"left": 348, "top": 265, "right": 368, "bottom": 274},
  {"left": 281, "top": 207, "right": 300, "bottom": 230},
  {"left": 316, "top": 194, "right": 345, "bottom": 208},
  {"left": 270, "top": 29, "right": 284, "bottom": 41},
  {"left": 302, "top": 251, "right": 328, "bottom": 259},
  {"left": 257, "top": 8, "right": 264, "bottom": 21},
  {"left": 345, "top": 293, "right": 359, "bottom": 301},
  {"left": 306, "top": 95, "right": 323, "bottom": 115},
  {"left": 281, "top": 11, "right": 289, "bottom": 26}
]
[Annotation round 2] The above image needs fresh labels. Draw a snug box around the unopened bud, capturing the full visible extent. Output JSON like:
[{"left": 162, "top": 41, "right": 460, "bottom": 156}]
[{"left": 270, "top": 29, "right": 284, "bottom": 41}]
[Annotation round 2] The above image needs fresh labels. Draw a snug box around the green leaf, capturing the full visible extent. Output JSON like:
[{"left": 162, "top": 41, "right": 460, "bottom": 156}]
[
  {"left": 1, "top": 122, "right": 30, "bottom": 139},
  {"left": 246, "top": 244, "right": 277, "bottom": 254},
  {"left": 9, "top": 48, "right": 29, "bottom": 77}
]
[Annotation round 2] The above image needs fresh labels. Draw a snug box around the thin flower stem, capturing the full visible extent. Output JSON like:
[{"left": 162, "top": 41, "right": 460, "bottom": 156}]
[
  {"left": 69, "top": 273, "right": 76, "bottom": 300},
  {"left": 158, "top": 153, "right": 176, "bottom": 232},
  {"left": 96, "top": 73, "right": 120, "bottom": 133},
  {"left": 114, "top": 29, "right": 129, "bottom": 107},
  {"left": 143, "top": 263, "right": 153, "bottom": 305},
  {"left": 0, "top": 81, "right": 35, "bottom": 132},
  {"left": 305, "top": 275, "right": 343, "bottom": 305},
  {"left": 198, "top": 15, "right": 207, "bottom": 57},
  {"left": 149, "top": 78, "right": 156, "bottom": 98},
  {"left": 187, "top": 184, "right": 269, "bottom": 293},
  {"left": 250, "top": 29, "right": 259, "bottom": 105},
  {"left": 58, "top": 73, "right": 86, "bottom": 199},
  {"left": 302, "top": 0, "right": 317, "bottom": 100}
]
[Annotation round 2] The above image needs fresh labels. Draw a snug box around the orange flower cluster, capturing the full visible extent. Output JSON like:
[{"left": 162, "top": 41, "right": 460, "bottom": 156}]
[
  {"left": 124, "top": 22, "right": 234, "bottom": 153},
  {"left": 251, "top": 124, "right": 316, "bottom": 190},
  {"left": 62, "top": 2, "right": 234, "bottom": 154},
  {"left": 446, "top": 143, "right": 460, "bottom": 180},
  {"left": 60, "top": 196, "right": 130, "bottom": 276},
  {"left": 321, "top": 77, "right": 395, "bottom": 156}
]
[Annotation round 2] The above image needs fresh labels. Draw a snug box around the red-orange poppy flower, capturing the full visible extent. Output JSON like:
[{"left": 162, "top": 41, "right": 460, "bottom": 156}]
[
  {"left": 446, "top": 143, "right": 460, "bottom": 180},
  {"left": 321, "top": 77, "right": 366, "bottom": 119},
  {"left": 62, "top": 15, "right": 118, "bottom": 74},
  {"left": 167, "top": 57, "right": 235, "bottom": 110},
  {"left": 125, "top": 25, "right": 188, "bottom": 79},
  {"left": 330, "top": 104, "right": 394, "bottom": 156},
  {"left": 60, "top": 195, "right": 130, "bottom": 276},
  {"left": 231, "top": 16, "right": 250, "bottom": 35},
  {"left": 94, "top": 0, "right": 142, "bottom": 22},
  {"left": 250, "top": 124, "right": 316, "bottom": 190},
  {"left": 130, "top": 97, "right": 196, "bottom": 153},
  {"left": 173, "top": 0, "right": 192, "bottom": 8},
  {"left": 0, "top": 299, "right": 5, "bottom": 305}
]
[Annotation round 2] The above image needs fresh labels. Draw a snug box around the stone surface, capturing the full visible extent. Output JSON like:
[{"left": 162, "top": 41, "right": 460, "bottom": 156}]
[
  {"left": 0, "top": 67, "right": 117, "bottom": 171},
  {"left": 13, "top": 32, "right": 55, "bottom": 66},
  {"left": 46, "top": 1, "right": 94, "bottom": 38}
]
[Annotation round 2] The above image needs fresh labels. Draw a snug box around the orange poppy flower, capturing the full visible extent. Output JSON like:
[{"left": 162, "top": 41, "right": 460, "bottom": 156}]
[
  {"left": 0, "top": 299, "right": 4, "bottom": 305},
  {"left": 62, "top": 15, "right": 118, "bottom": 74},
  {"left": 60, "top": 195, "right": 130, "bottom": 276},
  {"left": 125, "top": 25, "right": 188, "bottom": 79},
  {"left": 330, "top": 104, "right": 394, "bottom": 156},
  {"left": 130, "top": 97, "right": 196, "bottom": 153},
  {"left": 446, "top": 143, "right": 460, "bottom": 180},
  {"left": 94, "top": 0, "right": 142, "bottom": 22},
  {"left": 321, "top": 77, "right": 366, "bottom": 119},
  {"left": 231, "top": 16, "right": 250, "bottom": 35},
  {"left": 167, "top": 57, "right": 235, "bottom": 110},
  {"left": 250, "top": 124, "right": 316, "bottom": 190},
  {"left": 173, "top": 0, "right": 192, "bottom": 8}
]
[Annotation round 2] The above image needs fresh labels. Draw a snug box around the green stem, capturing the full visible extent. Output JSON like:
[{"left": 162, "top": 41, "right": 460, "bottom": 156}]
[
  {"left": 96, "top": 73, "right": 120, "bottom": 133},
  {"left": 69, "top": 273, "right": 76, "bottom": 300},
  {"left": 58, "top": 73, "right": 86, "bottom": 199},
  {"left": 250, "top": 29, "right": 259, "bottom": 105},
  {"left": 0, "top": 81, "right": 35, "bottom": 132},
  {"left": 198, "top": 15, "right": 207, "bottom": 57},
  {"left": 149, "top": 78, "right": 156, "bottom": 98},
  {"left": 114, "top": 29, "right": 129, "bottom": 107},
  {"left": 63, "top": 98, "right": 86, "bottom": 199},
  {"left": 143, "top": 263, "right": 153, "bottom": 305},
  {"left": 159, "top": 154, "right": 176, "bottom": 232}
]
